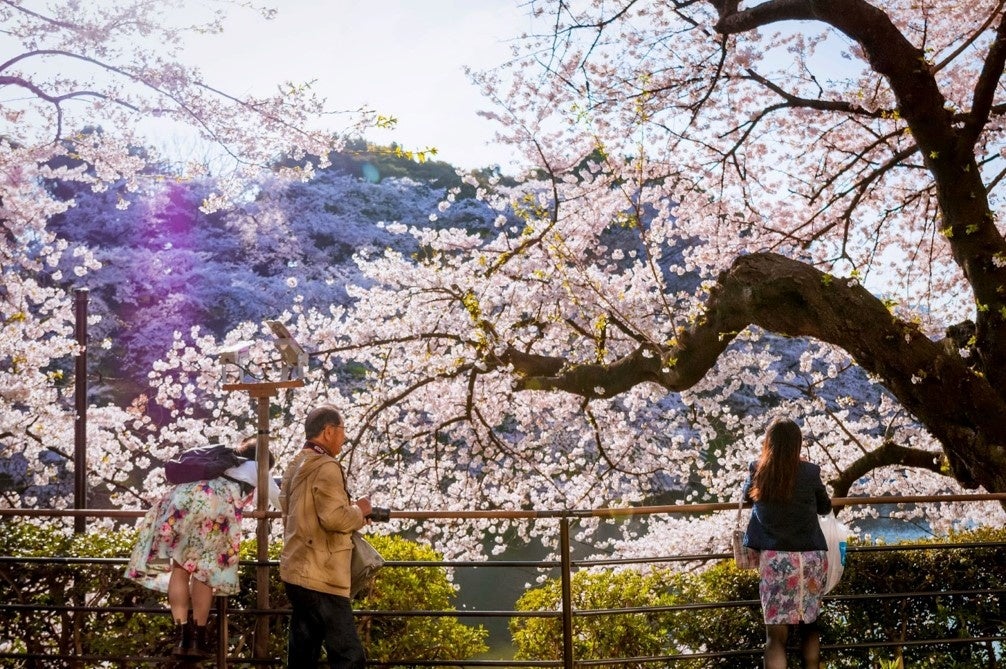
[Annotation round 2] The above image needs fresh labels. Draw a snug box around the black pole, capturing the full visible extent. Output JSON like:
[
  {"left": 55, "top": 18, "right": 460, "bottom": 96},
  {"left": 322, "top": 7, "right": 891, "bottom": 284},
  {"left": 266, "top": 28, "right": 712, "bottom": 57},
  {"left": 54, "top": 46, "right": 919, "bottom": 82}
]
[
  {"left": 560, "top": 516, "right": 574, "bottom": 669},
  {"left": 254, "top": 394, "right": 271, "bottom": 661},
  {"left": 73, "top": 288, "right": 89, "bottom": 534}
]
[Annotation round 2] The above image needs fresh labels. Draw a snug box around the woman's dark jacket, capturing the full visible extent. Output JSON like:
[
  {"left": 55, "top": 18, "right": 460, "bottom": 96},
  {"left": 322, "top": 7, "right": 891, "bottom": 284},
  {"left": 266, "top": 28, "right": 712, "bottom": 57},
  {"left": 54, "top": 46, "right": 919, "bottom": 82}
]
[{"left": 742, "top": 460, "right": 832, "bottom": 552}]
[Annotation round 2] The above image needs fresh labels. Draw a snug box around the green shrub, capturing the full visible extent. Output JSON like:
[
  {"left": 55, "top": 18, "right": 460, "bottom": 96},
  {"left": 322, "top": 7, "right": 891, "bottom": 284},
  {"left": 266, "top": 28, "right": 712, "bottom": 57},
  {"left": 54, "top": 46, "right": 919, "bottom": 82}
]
[
  {"left": 511, "top": 562, "right": 763, "bottom": 667},
  {"left": 824, "top": 526, "right": 1006, "bottom": 668},
  {"left": 510, "top": 528, "right": 1006, "bottom": 668},
  {"left": 666, "top": 560, "right": 764, "bottom": 667},
  {"left": 4, "top": 520, "right": 1003, "bottom": 667},
  {"left": 227, "top": 533, "right": 489, "bottom": 664},
  {"left": 355, "top": 534, "right": 488, "bottom": 663},
  {"left": 0, "top": 521, "right": 487, "bottom": 665},
  {"left": 511, "top": 568, "right": 685, "bottom": 668},
  {"left": 0, "top": 521, "right": 173, "bottom": 661}
]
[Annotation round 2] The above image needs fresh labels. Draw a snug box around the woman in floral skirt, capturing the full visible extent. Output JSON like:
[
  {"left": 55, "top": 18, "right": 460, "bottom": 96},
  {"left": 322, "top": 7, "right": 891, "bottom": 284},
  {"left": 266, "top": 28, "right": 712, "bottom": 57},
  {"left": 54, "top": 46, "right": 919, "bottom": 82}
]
[
  {"left": 126, "top": 437, "right": 279, "bottom": 658},
  {"left": 741, "top": 417, "right": 832, "bottom": 668}
]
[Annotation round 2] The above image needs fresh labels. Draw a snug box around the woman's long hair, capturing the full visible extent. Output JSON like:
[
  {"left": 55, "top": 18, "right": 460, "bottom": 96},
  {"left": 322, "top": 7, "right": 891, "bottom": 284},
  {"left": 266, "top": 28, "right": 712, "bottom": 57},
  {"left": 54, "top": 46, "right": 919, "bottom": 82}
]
[{"left": 748, "top": 418, "right": 803, "bottom": 503}]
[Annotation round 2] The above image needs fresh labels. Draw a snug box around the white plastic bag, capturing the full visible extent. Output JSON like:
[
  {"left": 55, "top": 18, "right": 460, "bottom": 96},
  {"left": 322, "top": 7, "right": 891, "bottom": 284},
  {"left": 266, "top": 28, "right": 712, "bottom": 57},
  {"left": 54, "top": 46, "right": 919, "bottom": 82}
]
[{"left": 818, "top": 513, "right": 851, "bottom": 594}]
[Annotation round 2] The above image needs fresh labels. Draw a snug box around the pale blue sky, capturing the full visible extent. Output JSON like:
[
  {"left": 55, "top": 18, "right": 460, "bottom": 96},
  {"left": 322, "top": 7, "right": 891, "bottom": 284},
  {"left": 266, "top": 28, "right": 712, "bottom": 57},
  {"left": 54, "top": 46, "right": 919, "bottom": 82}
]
[{"left": 179, "top": 1, "right": 532, "bottom": 171}]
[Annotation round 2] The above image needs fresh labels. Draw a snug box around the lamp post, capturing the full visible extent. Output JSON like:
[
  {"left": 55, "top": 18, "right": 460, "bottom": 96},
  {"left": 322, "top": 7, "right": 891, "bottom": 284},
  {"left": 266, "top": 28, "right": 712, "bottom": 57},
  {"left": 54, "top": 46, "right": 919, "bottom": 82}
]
[{"left": 218, "top": 321, "right": 307, "bottom": 661}]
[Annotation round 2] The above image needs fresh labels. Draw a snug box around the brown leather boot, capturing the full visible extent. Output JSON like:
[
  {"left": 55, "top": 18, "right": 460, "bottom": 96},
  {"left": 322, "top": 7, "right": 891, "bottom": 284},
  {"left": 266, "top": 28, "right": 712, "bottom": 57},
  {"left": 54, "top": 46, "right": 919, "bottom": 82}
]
[
  {"left": 172, "top": 621, "right": 193, "bottom": 657},
  {"left": 190, "top": 624, "right": 212, "bottom": 659}
]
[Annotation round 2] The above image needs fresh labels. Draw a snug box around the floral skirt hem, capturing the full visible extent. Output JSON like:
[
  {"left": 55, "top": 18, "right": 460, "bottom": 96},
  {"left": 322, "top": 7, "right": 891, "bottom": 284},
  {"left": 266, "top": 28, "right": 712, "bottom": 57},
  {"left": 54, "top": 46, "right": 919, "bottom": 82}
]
[
  {"left": 124, "top": 478, "right": 244, "bottom": 596},
  {"left": 758, "top": 549, "right": 828, "bottom": 625}
]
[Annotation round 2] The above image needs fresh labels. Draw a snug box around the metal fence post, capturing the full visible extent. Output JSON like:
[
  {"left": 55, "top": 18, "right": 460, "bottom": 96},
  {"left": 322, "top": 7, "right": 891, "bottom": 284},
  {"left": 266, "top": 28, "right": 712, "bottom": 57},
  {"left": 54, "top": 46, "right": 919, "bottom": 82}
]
[
  {"left": 560, "top": 515, "right": 574, "bottom": 669},
  {"left": 254, "top": 393, "right": 271, "bottom": 660},
  {"left": 73, "top": 288, "right": 89, "bottom": 534},
  {"left": 216, "top": 596, "right": 228, "bottom": 668}
]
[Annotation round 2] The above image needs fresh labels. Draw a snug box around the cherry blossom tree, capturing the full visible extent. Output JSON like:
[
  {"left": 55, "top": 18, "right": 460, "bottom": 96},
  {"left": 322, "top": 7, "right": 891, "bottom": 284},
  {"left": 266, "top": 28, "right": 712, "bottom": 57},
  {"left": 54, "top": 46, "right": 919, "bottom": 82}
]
[
  {"left": 276, "top": 0, "right": 1006, "bottom": 554},
  {"left": 0, "top": 0, "right": 361, "bottom": 508},
  {"left": 485, "top": 2, "right": 1006, "bottom": 494},
  {"left": 480, "top": 0, "right": 1006, "bottom": 494}
]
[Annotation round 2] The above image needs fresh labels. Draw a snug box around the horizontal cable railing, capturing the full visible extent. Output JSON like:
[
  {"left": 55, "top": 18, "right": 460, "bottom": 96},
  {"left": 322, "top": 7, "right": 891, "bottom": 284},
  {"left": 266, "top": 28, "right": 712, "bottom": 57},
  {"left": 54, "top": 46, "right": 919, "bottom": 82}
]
[{"left": 1, "top": 493, "right": 1005, "bottom": 667}]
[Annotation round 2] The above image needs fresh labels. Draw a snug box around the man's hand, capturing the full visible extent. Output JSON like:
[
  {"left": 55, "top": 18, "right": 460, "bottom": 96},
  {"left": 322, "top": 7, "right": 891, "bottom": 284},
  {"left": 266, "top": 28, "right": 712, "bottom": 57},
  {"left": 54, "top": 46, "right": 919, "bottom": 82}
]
[{"left": 356, "top": 497, "right": 372, "bottom": 521}]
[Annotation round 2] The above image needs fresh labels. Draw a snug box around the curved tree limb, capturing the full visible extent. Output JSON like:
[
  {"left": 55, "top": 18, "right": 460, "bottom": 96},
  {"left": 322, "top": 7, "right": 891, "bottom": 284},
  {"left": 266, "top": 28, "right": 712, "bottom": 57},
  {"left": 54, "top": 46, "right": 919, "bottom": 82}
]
[
  {"left": 503, "top": 252, "right": 1006, "bottom": 491},
  {"left": 830, "top": 440, "right": 947, "bottom": 498}
]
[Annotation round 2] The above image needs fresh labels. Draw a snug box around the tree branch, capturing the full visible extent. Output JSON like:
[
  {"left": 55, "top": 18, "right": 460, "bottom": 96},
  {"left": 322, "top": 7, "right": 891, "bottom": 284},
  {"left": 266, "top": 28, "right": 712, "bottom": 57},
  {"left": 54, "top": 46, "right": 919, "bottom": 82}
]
[
  {"left": 965, "top": 8, "right": 1006, "bottom": 148},
  {"left": 830, "top": 440, "right": 947, "bottom": 498},
  {"left": 503, "top": 251, "right": 1006, "bottom": 490}
]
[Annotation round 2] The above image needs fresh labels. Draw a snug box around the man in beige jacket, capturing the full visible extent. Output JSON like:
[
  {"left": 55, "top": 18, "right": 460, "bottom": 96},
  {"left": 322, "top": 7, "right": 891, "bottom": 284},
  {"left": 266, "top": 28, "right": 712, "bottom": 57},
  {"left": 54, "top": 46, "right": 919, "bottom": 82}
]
[{"left": 280, "top": 405, "right": 372, "bottom": 669}]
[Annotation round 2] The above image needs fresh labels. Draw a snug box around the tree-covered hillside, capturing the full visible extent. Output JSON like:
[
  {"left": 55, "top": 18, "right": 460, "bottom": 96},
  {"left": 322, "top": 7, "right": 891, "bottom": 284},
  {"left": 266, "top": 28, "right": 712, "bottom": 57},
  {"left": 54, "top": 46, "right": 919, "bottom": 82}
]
[{"left": 42, "top": 144, "right": 502, "bottom": 394}]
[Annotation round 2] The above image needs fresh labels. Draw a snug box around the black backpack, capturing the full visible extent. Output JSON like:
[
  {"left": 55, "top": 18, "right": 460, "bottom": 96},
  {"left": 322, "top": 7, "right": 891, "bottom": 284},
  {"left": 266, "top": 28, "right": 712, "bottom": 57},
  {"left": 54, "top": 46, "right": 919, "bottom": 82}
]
[{"left": 164, "top": 444, "right": 245, "bottom": 484}]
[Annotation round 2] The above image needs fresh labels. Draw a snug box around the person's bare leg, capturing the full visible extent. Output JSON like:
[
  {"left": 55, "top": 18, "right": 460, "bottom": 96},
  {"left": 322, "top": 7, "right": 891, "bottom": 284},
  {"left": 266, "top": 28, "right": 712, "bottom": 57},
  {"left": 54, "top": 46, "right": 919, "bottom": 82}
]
[
  {"left": 167, "top": 563, "right": 191, "bottom": 623},
  {"left": 168, "top": 563, "right": 194, "bottom": 656},
  {"left": 764, "top": 623, "right": 789, "bottom": 669},
  {"left": 187, "top": 576, "right": 215, "bottom": 657},
  {"left": 190, "top": 577, "right": 214, "bottom": 626},
  {"left": 800, "top": 621, "right": 821, "bottom": 668}
]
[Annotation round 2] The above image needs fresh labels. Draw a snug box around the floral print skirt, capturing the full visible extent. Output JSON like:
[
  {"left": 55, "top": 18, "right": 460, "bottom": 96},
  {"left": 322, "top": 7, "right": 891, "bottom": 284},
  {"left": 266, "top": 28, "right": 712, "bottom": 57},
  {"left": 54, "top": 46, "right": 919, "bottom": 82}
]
[
  {"left": 758, "top": 549, "right": 828, "bottom": 624},
  {"left": 125, "top": 478, "right": 246, "bottom": 596}
]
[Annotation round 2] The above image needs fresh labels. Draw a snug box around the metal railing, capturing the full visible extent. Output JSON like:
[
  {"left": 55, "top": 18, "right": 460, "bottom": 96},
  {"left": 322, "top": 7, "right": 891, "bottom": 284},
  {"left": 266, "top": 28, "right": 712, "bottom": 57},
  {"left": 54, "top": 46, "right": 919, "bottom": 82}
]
[{"left": 2, "top": 493, "right": 1006, "bottom": 667}]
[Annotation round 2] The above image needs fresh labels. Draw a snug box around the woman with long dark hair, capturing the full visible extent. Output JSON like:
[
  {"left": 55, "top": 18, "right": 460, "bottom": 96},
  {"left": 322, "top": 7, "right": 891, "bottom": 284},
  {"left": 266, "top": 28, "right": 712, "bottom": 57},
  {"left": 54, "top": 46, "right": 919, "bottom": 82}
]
[{"left": 742, "top": 417, "right": 832, "bottom": 668}]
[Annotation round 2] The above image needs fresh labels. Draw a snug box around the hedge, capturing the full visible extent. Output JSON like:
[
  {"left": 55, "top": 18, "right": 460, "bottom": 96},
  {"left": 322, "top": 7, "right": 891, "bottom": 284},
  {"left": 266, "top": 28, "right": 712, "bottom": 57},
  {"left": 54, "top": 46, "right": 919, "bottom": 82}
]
[
  {"left": 511, "top": 527, "right": 1006, "bottom": 668},
  {"left": 0, "top": 521, "right": 487, "bottom": 664}
]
